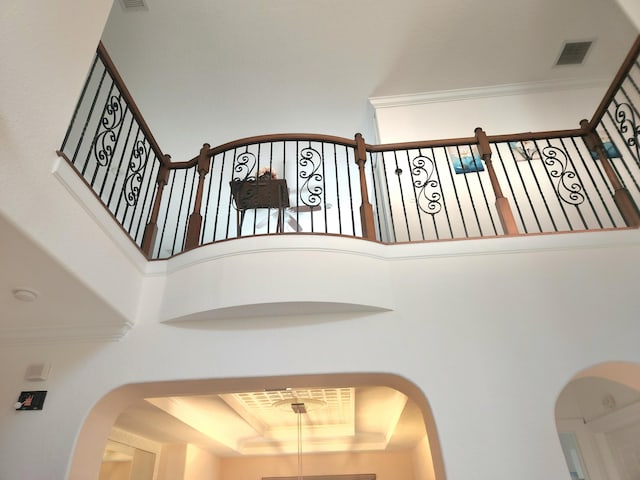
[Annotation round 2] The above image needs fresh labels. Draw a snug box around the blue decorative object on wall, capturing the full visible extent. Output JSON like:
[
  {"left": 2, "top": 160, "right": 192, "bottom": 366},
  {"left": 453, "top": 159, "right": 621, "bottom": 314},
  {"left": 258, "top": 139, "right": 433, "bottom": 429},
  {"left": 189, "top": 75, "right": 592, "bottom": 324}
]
[
  {"left": 589, "top": 141, "right": 621, "bottom": 159},
  {"left": 451, "top": 154, "right": 484, "bottom": 174}
]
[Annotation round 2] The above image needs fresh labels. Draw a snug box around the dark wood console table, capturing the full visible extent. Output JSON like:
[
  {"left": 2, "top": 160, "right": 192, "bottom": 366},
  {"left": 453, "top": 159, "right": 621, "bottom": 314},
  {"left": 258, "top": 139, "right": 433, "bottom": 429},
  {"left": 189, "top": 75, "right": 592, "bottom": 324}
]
[{"left": 230, "top": 179, "right": 290, "bottom": 235}]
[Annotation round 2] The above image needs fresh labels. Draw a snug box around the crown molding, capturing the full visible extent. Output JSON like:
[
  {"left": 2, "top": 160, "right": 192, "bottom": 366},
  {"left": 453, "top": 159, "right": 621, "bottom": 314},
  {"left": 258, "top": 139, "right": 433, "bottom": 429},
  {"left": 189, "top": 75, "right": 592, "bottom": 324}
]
[
  {"left": 0, "top": 321, "right": 133, "bottom": 345},
  {"left": 369, "top": 77, "right": 611, "bottom": 109}
]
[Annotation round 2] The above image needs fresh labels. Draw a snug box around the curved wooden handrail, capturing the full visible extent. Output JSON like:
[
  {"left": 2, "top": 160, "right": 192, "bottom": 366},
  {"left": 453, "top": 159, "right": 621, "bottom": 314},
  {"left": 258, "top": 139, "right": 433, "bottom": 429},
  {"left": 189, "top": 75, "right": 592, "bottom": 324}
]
[
  {"left": 590, "top": 34, "right": 640, "bottom": 128},
  {"left": 97, "top": 42, "right": 167, "bottom": 166},
  {"left": 166, "top": 132, "right": 358, "bottom": 170},
  {"left": 163, "top": 127, "right": 591, "bottom": 171}
]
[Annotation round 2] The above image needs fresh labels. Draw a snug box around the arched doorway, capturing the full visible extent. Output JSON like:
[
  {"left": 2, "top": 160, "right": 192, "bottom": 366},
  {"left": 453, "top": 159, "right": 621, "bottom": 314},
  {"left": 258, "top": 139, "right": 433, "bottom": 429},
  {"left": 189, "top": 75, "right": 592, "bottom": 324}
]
[
  {"left": 70, "top": 373, "right": 445, "bottom": 480},
  {"left": 555, "top": 362, "right": 640, "bottom": 480}
]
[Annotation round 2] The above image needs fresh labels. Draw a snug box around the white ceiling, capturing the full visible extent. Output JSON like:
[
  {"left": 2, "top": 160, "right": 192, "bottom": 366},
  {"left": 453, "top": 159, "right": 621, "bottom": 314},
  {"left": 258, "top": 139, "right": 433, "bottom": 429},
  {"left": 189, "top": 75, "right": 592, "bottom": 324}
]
[{"left": 100, "top": 0, "right": 638, "bottom": 161}]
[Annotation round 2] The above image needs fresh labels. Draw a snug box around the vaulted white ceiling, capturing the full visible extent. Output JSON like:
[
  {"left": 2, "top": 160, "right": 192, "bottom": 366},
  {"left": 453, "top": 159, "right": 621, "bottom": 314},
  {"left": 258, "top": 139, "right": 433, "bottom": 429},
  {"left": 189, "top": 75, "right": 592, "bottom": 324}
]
[{"left": 101, "top": 0, "right": 638, "bottom": 161}]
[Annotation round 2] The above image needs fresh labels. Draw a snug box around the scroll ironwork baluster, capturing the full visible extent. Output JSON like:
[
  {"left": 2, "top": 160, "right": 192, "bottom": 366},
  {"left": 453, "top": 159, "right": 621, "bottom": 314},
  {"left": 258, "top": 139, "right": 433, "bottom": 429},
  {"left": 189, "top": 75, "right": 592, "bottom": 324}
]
[{"left": 581, "top": 119, "right": 640, "bottom": 227}]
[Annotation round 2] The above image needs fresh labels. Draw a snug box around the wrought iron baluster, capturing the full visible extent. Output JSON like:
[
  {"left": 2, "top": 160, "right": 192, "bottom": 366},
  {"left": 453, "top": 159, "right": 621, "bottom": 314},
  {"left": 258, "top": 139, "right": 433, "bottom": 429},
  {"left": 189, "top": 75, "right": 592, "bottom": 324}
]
[
  {"left": 442, "top": 147, "right": 468, "bottom": 238},
  {"left": 409, "top": 150, "right": 443, "bottom": 240},
  {"left": 541, "top": 143, "right": 585, "bottom": 207},
  {"left": 613, "top": 99, "right": 640, "bottom": 166},
  {"left": 73, "top": 64, "right": 108, "bottom": 169},
  {"left": 565, "top": 137, "right": 609, "bottom": 229},
  {"left": 125, "top": 139, "right": 152, "bottom": 234}
]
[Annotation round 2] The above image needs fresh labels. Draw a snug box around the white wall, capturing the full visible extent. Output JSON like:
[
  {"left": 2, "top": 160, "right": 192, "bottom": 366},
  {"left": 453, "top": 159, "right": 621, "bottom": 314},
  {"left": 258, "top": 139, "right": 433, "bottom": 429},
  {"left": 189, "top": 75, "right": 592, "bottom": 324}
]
[
  {"left": 2, "top": 229, "right": 640, "bottom": 480},
  {"left": 616, "top": 0, "right": 640, "bottom": 30},
  {"left": 0, "top": 0, "right": 144, "bottom": 330},
  {"left": 372, "top": 82, "right": 607, "bottom": 144}
]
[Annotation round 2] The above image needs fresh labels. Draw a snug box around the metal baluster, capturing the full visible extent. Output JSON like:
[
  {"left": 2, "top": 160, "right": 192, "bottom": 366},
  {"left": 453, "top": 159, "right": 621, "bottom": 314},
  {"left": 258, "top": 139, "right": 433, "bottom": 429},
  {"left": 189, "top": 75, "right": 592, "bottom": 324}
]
[
  {"left": 61, "top": 54, "right": 100, "bottom": 154},
  {"left": 442, "top": 147, "right": 468, "bottom": 237}
]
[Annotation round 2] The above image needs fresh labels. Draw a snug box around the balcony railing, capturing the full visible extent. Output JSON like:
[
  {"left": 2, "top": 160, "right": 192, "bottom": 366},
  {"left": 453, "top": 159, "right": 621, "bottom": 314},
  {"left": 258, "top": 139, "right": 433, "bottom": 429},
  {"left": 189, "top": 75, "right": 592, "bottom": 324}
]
[{"left": 58, "top": 37, "right": 640, "bottom": 259}]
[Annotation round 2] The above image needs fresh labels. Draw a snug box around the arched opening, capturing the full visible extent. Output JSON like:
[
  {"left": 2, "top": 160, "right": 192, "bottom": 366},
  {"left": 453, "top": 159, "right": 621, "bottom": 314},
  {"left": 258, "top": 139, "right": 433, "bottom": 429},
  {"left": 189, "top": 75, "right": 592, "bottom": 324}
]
[
  {"left": 69, "top": 373, "right": 445, "bottom": 480},
  {"left": 555, "top": 362, "right": 640, "bottom": 480}
]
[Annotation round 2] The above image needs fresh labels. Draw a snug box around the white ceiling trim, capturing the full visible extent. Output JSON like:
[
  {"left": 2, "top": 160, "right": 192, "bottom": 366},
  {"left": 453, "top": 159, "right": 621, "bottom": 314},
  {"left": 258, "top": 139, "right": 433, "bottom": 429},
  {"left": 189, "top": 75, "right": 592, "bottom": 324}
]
[
  {"left": 369, "top": 77, "right": 611, "bottom": 109},
  {"left": 0, "top": 322, "right": 133, "bottom": 345}
]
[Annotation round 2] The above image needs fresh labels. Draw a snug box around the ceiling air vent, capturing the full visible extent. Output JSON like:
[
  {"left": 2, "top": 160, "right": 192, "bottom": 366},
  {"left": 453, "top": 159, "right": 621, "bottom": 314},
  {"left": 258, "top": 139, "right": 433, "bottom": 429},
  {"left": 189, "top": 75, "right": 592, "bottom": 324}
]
[
  {"left": 119, "top": 0, "right": 148, "bottom": 11},
  {"left": 556, "top": 41, "right": 593, "bottom": 66}
]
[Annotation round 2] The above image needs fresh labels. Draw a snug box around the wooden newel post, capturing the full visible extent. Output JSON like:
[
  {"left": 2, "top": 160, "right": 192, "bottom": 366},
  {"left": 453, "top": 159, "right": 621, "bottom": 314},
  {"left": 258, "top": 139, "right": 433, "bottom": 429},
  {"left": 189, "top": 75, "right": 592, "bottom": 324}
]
[
  {"left": 141, "top": 155, "right": 171, "bottom": 258},
  {"left": 474, "top": 127, "right": 519, "bottom": 235},
  {"left": 185, "top": 143, "right": 212, "bottom": 250},
  {"left": 354, "top": 133, "right": 377, "bottom": 240},
  {"left": 580, "top": 119, "right": 640, "bottom": 227}
]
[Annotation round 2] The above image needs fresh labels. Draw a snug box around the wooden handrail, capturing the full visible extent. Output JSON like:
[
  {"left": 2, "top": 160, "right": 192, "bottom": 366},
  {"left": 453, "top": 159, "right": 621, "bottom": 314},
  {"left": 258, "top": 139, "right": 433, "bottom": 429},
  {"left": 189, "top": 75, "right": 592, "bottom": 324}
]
[
  {"left": 367, "top": 136, "right": 477, "bottom": 153},
  {"left": 162, "top": 128, "right": 590, "bottom": 172},
  {"left": 97, "top": 42, "right": 167, "bottom": 166},
  {"left": 486, "top": 128, "right": 587, "bottom": 143},
  {"left": 81, "top": 35, "right": 640, "bottom": 257},
  {"left": 165, "top": 133, "right": 357, "bottom": 170},
  {"left": 590, "top": 34, "right": 640, "bottom": 128}
]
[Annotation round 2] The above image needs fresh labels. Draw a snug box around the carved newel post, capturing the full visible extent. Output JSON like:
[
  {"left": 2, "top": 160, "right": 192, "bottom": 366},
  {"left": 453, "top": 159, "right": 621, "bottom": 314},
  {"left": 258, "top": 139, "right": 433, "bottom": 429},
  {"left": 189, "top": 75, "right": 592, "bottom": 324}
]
[
  {"left": 475, "top": 127, "right": 519, "bottom": 235},
  {"left": 141, "top": 154, "right": 171, "bottom": 258},
  {"left": 185, "top": 143, "right": 212, "bottom": 250},
  {"left": 354, "top": 133, "right": 377, "bottom": 240}
]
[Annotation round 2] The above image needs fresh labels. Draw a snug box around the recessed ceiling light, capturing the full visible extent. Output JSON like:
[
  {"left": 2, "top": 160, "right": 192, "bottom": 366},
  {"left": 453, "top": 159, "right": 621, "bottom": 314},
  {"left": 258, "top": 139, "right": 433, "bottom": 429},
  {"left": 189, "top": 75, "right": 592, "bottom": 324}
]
[{"left": 13, "top": 289, "right": 38, "bottom": 302}]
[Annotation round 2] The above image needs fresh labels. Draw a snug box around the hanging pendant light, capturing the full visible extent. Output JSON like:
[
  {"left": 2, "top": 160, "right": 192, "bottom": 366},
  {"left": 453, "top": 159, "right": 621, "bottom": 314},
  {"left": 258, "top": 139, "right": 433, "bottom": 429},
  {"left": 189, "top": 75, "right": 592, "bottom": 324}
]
[
  {"left": 272, "top": 393, "right": 327, "bottom": 480},
  {"left": 292, "top": 402, "right": 306, "bottom": 480}
]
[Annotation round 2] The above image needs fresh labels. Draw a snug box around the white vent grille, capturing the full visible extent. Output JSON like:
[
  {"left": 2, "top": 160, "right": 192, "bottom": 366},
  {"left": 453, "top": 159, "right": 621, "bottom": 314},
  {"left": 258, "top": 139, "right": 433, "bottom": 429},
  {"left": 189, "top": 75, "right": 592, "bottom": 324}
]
[
  {"left": 556, "top": 41, "right": 592, "bottom": 66},
  {"left": 119, "top": 0, "right": 148, "bottom": 11}
]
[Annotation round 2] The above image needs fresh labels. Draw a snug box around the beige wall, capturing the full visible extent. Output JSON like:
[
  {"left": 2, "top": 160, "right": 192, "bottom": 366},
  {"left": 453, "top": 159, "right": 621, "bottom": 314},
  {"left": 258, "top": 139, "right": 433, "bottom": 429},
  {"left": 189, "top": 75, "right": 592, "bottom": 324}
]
[
  {"left": 99, "top": 461, "right": 132, "bottom": 480},
  {"left": 412, "top": 436, "right": 436, "bottom": 480},
  {"left": 220, "top": 451, "right": 414, "bottom": 480},
  {"left": 157, "top": 445, "right": 187, "bottom": 480},
  {"left": 185, "top": 445, "right": 221, "bottom": 480},
  {"left": 155, "top": 446, "right": 414, "bottom": 480}
]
